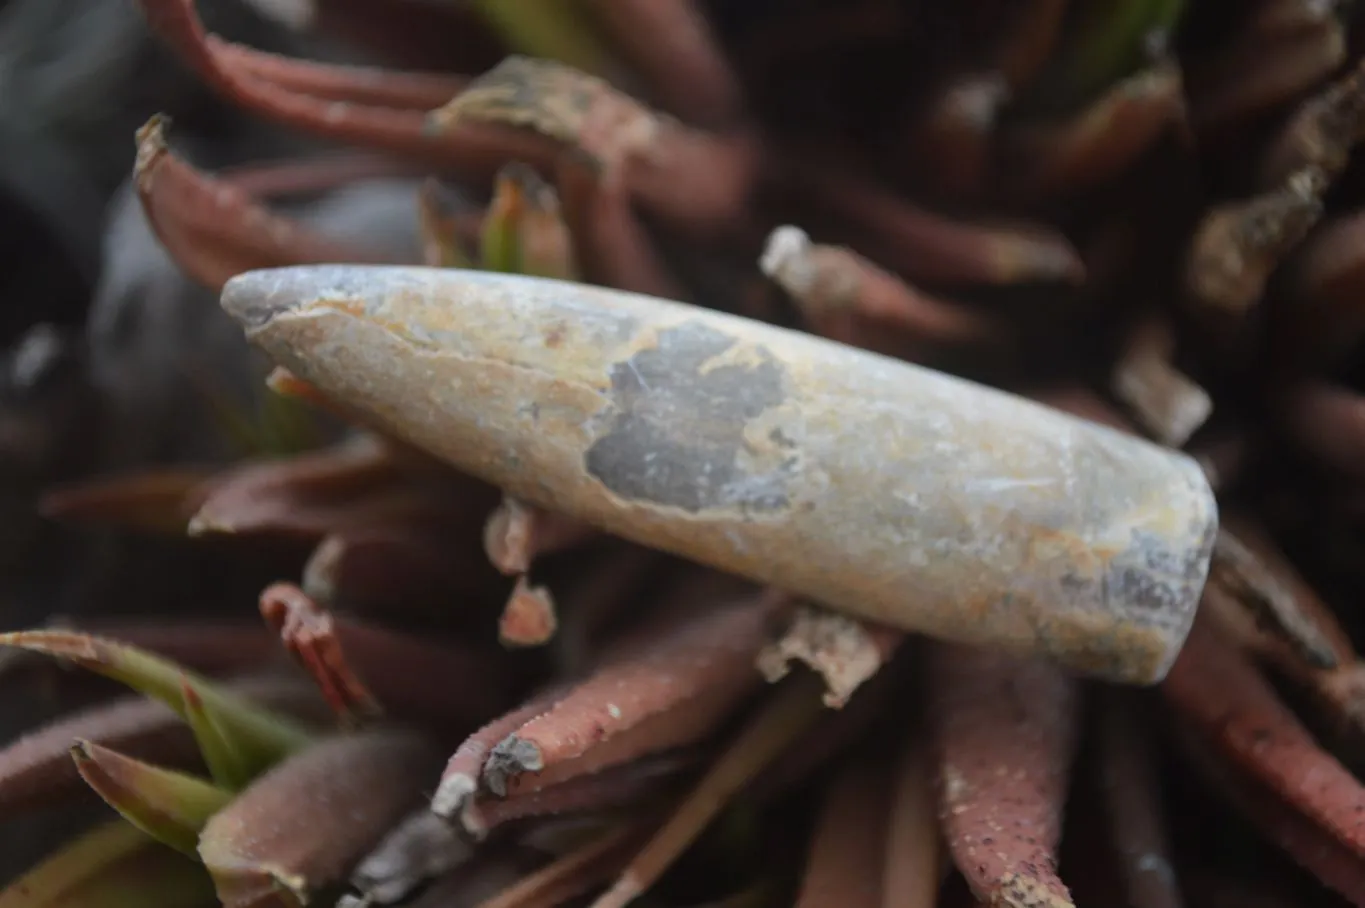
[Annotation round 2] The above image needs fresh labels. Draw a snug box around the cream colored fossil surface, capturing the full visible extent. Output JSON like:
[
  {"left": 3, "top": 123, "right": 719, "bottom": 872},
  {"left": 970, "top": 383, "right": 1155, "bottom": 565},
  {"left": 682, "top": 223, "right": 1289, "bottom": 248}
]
[{"left": 221, "top": 265, "right": 1219, "bottom": 685}]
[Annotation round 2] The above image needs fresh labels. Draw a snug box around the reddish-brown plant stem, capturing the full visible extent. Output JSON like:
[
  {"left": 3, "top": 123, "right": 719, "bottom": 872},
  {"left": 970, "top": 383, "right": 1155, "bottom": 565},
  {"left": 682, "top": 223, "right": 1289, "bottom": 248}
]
[
  {"left": 1162, "top": 615, "right": 1365, "bottom": 860},
  {"left": 555, "top": 151, "right": 689, "bottom": 299},
  {"left": 794, "top": 167, "right": 1086, "bottom": 288},
  {"left": 792, "top": 753, "right": 889, "bottom": 908},
  {"left": 927, "top": 642, "right": 1079, "bottom": 908},
  {"left": 135, "top": 115, "right": 390, "bottom": 292},
  {"left": 214, "top": 41, "right": 466, "bottom": 110},
  {"left": 579, "top": 0, "right": 745, "bottom": 128}
]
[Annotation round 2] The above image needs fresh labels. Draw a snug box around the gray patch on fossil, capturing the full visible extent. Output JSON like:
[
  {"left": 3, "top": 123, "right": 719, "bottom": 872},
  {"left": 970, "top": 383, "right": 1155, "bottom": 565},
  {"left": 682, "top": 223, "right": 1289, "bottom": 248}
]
[
  {"left": 584, "top": 321, "right": 794, "bottom": 513},
  {"left": 1103, "top": 525, "right": 1211, "bottom": 623}
]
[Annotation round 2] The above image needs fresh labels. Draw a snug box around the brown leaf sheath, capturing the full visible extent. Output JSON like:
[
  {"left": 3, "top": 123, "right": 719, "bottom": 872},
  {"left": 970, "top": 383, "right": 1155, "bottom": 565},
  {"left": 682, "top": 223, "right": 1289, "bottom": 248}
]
[
  {"left": 260, "top": 583, "right": 515, "bottom": 727},
  {"left": 431, "top": 55, "right": 758, "bottom": 239},
  {"left": 302, "top": 527, "right": 502, "bottom": 616},
  {"left": 1260, "top": 56, "right": 1365, "bottom": 187},
  {"left": 903, "top": 74, "right": 1006, "bottom": 203},
  {"left": 483, "top": 495, "right": 601, "bottom": 576},
  {"left": 460, "top": 580, "right": 756, "bottom": 794},
  {"left": 1162, "top": 615, "right": 1365, "bottom": 861},
  {"left": 1247, "top": 0, "right": 1344, "bottom": 36},
  {"left": 212, "top": 43, "right": 466, "bottom": 110},
  {"left": 466, "top": 749, "right": 701, "bottom": 835},
  {"left": 1183, "top": 167, "right": 1325, "bottom": 316},
  {"left": 753, "top": 654, "right": 903, "bottom": 804},
  {"left": 1095, "top": 693, "right": 1183, "bottom": 908},
  {"left": 554, "top": 150, "right": 689, "bottom": 300},
  {"left": 393, "top": 852, "right": 543, "bottom": 908},
  {"left": 499, "top": 578, "right": 559, "bottom": 648},
  {"left": 927, "top": 642, "right": 1080, "bottom": 908},
  {"left": 794, "top": 168, "right": 1086, "bottom": 288},
  {"left": 480, "top": 596, "right": 777, "bottom": 797},
  {"left": 304, "top": 0, "right": 505, "bottom": 75},
  {"left": 1173, "top": 720, "right": 1365, "bottom": 906},
  {"left": 186, "top": 435, "right": 468, "bottom": 542},
  {"left": 432, "top": 686, "right": 571, "bottom": 825},
  {"left": 137, "top": 0, "right": 561, "bottom": 181},
  {"left": 883, "top": 732, "right": 944, "bottom": 908},
  {"left": 758, "top": 225, "right": 1005, "bottom": 354},
  {"left": 1276, "top": 382, "right": 1365, "bottom": 482},
  {"left": 0, "top": 677, "right": 325, "bottom": 814},
  {"left": 39, "top": 468, "right": 219, "bottom": 535},
  {"left": 134, "top": 116, "right": 387, "bottom": 292},
  {"left": 1219, "top": 515, "right": 1354, "bottom": 661},
  {"left": 551, "top": 547, "right": 666, "bottom": 678},
  {"left": 792, "top": 754, "right": 890, "bottom": 908},
  {"left": 1189, "top": 12, "right": 1346, "bottom": 136},
  {"left": 590, "top": 671, "right": 829, "bottom": 908},
  {"left": 34, "top": 619, "right": 282, "bottom": 679},
  {"left": 0, "top": 695, "right": 187, "bottom": 815},
  {"left": 1207, "top": 529, "right": 1339, "bottom": 671},
  {"left": 475, "top": 822, "right": 645, "bottom": 908},
  {"left": 222, "top": 154, "right": 425, "bottom": 199},
  {"left": 1110, "top": 314, "right": 1212, "bottom": 448},
  {"left": 1286, "top": 214, "right": 1365, "bottom": 363},
  {"left": 146, "top": 2, "right": 753, "bottom": 237},
  {"left": 1005, "top": 64, "right": 1184, "bottom": 202},
  {"left": 1180, "top": 874, "right": 1301, "bottom": 908},
  {"left": 259, "top": 583, "right": 381, "bottom": 720},
  {"left": 579, "top": 0, "right": 744, "bottom": 128},
  {"left": 994, "top": 0, "right": 1070, "bottom": 92},
  {"left": 199, "top": 729, "right": 445, "bottom": 907},
  {"left": 486, "top": 687, "right": 736, "bottom": 804},
  {"left": 1188, "top": 431, "right": 1250, "bottom": 492}
]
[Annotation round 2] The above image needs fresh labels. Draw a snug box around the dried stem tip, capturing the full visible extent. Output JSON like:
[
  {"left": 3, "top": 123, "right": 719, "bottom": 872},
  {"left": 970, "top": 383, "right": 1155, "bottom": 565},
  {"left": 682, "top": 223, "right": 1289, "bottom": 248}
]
[
  {"left": 220, "top": 265, "right": 1219, "bottom": 684},
  {"left": 1184, "top": 167, "right": 1326, "bottom": 315}
]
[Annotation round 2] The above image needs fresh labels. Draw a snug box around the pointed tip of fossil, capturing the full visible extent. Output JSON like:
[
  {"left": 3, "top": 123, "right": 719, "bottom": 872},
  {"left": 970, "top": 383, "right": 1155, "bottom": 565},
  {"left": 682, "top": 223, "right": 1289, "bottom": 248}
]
[
  {"left": 220, "top": 264, "right": 409, "bottom": 330},
  {"left": 220, "top": 264, "right": 621, "bottom": 335},
  {"left": 482, "top": 735, "right": 544, "bottom": 797},
  {"left": 220, "top": 268, "right": 314, "bottom": 330}
]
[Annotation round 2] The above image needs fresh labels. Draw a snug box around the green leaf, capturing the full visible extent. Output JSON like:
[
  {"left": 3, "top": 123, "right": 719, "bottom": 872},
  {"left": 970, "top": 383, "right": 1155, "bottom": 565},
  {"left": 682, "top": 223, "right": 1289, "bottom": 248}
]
[
  {"left": 1028, "top": 0, "right": 1188, "bottom": 113},
  {"left": 71, "top": 740, "right": 232, "bottom": 857},
  {"left": 479, "top": 167, "right": 524, "bottom": 274},
  {"left": 1069, "top": 0, "right": 1185, "bottom": 98},
  {"left": 479, "top": 163, "right": 578, "bottom": 280},
  {"left": 470, "top": 0, "right": 618, "bottom": 77},
  {"left": 181, "top": 678, "right": 266, "bottom": 789},
  {"left": 199, "top": 730, "right": 443, "bottom": 908},
  {"left": 0, "top": 820, "right": 215, "bottom": 908},
  {"left": 0, "top": 631, "right": 313, "bottom": 787}
]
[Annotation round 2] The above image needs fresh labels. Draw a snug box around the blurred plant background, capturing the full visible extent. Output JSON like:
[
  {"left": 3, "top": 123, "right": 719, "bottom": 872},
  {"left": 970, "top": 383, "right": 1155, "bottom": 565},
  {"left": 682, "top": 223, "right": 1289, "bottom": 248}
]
[{"left": 6, "top": 1, "right": 1365, "bottom": 906}]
